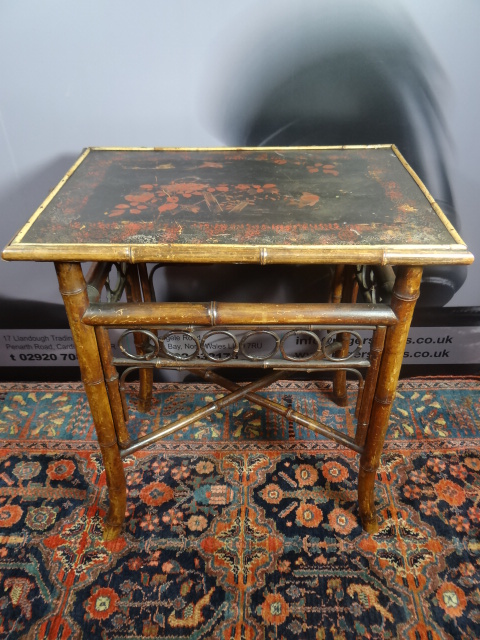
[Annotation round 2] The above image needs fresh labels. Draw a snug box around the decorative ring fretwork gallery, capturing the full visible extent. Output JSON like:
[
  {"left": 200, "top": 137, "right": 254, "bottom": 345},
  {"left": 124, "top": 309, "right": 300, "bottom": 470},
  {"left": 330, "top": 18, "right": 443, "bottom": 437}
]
[
  {"left": 322, "top": 330, "right": 363, "bottom": 361},
  {"left": 116, "top": 327, "right": 365, "bottom": 364},
  {"left": 160, "top": 330, "right": 201, "bottom": 361},
  {"left": 239, "top": 330, "right": 280, "bottom": 361},
  {"left": 118, "top": 329, "right": 160, "bottom": 361},
  {"left": 280, "top": 330, "right": 322, "bottom": 362},
  {"left": 200, "top": 330, "right": 239, "bottom": 362}
]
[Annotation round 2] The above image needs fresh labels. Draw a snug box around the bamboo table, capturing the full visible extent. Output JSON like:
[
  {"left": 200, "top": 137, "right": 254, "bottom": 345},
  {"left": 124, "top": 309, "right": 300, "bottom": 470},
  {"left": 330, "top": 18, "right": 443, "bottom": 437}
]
[{"left": 2, "top": 146, "right": 473, "bottom": 540}]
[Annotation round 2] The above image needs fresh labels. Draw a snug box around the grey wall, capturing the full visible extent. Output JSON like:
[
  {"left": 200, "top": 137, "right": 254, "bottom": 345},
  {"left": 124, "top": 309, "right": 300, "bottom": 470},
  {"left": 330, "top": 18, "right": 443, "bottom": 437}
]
[{"left": 1, "top": 0, "right": 479, "bottom": 309}]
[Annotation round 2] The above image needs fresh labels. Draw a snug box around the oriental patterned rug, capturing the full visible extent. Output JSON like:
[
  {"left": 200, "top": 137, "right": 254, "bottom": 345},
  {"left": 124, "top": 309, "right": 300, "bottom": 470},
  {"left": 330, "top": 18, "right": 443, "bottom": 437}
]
[{"left": 0, "top": 378, "right": 479, "bottom": 639}]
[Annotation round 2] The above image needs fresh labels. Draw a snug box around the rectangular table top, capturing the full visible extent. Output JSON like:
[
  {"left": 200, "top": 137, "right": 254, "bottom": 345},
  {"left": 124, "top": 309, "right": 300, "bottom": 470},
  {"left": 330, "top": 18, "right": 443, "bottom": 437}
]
[{"left": 2, "top": 146, "right": 473, "bottom": 266}]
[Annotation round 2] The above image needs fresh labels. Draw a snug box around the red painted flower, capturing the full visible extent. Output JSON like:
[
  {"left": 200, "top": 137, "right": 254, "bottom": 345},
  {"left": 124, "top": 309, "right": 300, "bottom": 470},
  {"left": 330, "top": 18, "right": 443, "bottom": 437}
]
[
  {"left": 125, "top": 192, "right": 155, "bottom": 203},
  {"left": 298, "top": 192, "right": 319, "bottom": 208},
  {"left": 261, "top": 593, "right": 289, "bottom": 626},
  {"left": 261, "top": 484, "right": 284, "bottom": 504},
  {"left": 322, "top": 164, "right": 339, "bottom": 177},
  {"left": 158, "top": 202, "right": 178, "bottom": 214},
  {"left": 0, "top": 504, "right": 23, "bottom": 528},
  {"left": 46, "top": 459, "right": 76, "bottom": 481},
  {"left": 86, "top": 586, "right": 119, "bottom": 620},
  {"left": 436, "top": 479, "right": 466, "bottom": 507},
  {"left": 322, "top": 461, "right": 348, "bottom": 483},
  {"left": 139, "top": 482, "right": 174, "bottom": 507},
  {"left": 163, "top": 181, "right": 209, "bottom": 196},
  {"left": 110, "top": 190, "right": 157, "bottom": 217},
  {"left": 436, "top": 582, "right": 467, "bottom": 618},
  {"left": 296, "top": 503, "right": 323, "bottom": 528},
  {"left": 295, "top": 464, "right": 318, "bottom": 487},
  {"left": 328, "top": 508, "right": 357, "bottom": 534}
]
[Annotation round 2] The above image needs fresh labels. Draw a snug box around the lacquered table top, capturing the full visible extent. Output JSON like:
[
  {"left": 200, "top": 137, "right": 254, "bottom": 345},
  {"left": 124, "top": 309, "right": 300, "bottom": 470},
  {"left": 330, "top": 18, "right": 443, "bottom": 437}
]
[{"left": 2, "top": 146, "right": 473, "bottom": 265}]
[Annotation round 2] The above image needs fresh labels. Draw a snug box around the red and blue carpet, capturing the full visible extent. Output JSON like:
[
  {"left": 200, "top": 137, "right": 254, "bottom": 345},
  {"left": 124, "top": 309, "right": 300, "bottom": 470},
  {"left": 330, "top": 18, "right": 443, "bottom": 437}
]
[{"left": 0, "top": 378, "right": 479, "bottom": 639}]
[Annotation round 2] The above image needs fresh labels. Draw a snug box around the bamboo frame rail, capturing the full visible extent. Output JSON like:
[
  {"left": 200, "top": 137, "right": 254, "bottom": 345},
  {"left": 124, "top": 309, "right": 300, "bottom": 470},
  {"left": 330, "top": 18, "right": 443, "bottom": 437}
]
[
  {"left": 111, "top": 357, "right": 371, "bottom": 371},
  {"left": 82, "top": 302, "right": 398, "bottom": 327},
  {"left": 95, "top": 323, "right": 379, "bottom": 332},
  {"left": 2, "top": 243, "right": 473, "bottom": 265}
]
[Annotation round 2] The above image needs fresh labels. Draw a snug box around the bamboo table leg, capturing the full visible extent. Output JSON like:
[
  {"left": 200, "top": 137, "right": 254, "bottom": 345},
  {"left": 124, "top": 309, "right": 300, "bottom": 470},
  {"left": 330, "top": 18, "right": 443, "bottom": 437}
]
[
  {"left": 358, "top": 265, "right": 423, "bottom": 533},
  {"left": 55, "top": 262, "right": 126, "bottom": 541}
]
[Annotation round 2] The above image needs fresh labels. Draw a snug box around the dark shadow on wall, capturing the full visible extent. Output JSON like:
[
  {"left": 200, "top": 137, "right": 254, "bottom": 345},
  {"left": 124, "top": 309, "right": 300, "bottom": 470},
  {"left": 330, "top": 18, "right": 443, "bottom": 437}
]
[
  {"left": 208, "top": 2, "right": 467, "bottom": 307},
  {"left": 0, "top": 155, "right": 79, "bottom": 312},
  {"left": 0, "top": 296, "right": 68, "bottom": 329},
  {"left": 0, "top": 155, "right": 80, "bottom": 380}
]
